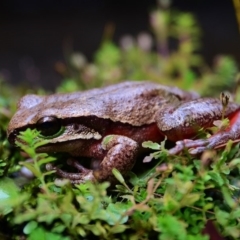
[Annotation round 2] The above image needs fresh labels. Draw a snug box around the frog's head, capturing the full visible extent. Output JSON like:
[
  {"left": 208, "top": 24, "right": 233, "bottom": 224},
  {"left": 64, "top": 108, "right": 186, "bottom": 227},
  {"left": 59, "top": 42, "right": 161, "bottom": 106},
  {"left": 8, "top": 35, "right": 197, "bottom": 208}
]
[{"left": 7, "top": 94, "right": 102, "bottom": 152}]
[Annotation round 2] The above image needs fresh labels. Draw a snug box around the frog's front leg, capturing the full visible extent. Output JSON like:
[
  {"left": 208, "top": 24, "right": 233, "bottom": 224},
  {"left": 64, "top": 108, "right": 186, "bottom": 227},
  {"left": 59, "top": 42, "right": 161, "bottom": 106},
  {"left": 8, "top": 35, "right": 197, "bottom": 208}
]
[
  {"left": 93, "top": 135, "right": 139, "bottom": 182},
  {"left": 47, "top": 135, "right": 139, "bottom": 183},
  {"left": 156, "top": 98, "right": 240, "bottom": 154}
]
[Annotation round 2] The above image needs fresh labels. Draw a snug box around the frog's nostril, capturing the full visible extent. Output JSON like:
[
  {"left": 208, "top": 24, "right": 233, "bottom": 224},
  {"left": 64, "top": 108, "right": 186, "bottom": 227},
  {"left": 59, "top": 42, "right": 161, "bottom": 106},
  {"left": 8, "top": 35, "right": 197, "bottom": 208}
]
[{"left": 73, "top": 123, "right": 79, "bottom": 131}]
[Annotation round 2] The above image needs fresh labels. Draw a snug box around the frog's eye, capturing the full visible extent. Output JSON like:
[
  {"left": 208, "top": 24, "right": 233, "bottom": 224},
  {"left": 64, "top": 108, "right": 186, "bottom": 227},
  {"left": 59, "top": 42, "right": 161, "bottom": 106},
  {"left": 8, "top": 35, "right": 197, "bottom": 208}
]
[{"left": 36, "top": 116, "right": 61, "bottom": 137}]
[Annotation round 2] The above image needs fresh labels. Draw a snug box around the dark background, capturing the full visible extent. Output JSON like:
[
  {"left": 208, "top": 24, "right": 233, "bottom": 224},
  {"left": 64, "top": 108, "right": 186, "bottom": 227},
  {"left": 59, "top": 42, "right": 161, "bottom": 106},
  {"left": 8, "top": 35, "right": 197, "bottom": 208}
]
[{"left": 0, "top": 0, "right": 239, "bottom": 89}]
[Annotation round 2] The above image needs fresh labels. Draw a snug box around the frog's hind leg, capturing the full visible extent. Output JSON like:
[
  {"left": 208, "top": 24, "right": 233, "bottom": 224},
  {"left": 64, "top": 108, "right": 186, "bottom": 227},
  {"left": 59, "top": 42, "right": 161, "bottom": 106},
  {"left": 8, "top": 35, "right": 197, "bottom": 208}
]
[
  {"left": 168, "top": 110, "right": 240, "bottom": 155},
  {"left": 155, "top": 98, "right": 240, "bottom": 155}
]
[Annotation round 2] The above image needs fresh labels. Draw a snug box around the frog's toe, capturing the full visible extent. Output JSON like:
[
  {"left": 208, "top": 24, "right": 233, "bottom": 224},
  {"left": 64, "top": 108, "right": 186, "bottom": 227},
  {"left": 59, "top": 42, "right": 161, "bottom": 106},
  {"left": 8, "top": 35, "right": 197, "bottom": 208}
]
[
  {"left": 188, "top": 146, "right": 208, "bottom": 155},
  {"left": 168, "top": 139, "right": 209, "bottom": 155},
  {"left": 168, "top": 139, "right": 194, "bottom": 155},
  {"left": 46, "top": 162, "right": 96, "bottom": 183},
  {"left": 67, "top": 158, "right": 89, "bottom": 173}
]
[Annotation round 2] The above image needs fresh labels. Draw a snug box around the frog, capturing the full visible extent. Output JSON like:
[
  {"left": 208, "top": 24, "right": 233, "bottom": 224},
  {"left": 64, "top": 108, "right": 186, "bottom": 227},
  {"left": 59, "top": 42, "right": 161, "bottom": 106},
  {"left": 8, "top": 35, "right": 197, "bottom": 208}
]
[{"left": 7, "top": 81, "right": 240, "bottom": 183}]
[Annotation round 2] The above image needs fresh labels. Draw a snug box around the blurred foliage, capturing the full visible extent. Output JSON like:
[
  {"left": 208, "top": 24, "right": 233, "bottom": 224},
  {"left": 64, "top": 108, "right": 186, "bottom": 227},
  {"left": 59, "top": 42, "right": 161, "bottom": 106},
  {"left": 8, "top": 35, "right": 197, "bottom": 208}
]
[
  {"left": 55, "top": 3, "right": 239, "bottom": 98},
  {"left": 1, "top": 1, "right": 240, "bottom": 239},
  {"left": 1, "top": 129, "right": 240, "bottom": 239}
]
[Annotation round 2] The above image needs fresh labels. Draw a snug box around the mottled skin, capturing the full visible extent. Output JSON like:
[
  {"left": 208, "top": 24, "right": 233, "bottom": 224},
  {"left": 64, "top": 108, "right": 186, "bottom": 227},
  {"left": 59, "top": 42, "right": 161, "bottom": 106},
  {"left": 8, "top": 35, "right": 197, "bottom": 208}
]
[{"left": 7, "top": 81, "right": 240, "bottom": 183}]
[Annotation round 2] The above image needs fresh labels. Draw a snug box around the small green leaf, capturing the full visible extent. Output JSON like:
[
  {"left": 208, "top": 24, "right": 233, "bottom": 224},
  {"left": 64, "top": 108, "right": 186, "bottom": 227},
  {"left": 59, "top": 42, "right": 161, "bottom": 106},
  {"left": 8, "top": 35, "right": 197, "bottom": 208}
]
[
  {"left": 215, "top": 207, "right": 230, "bottom": 226},
  {"left": 0, "top": 178, "right": 22, "bottom": 215},
  {"left": 110, "top": 224, "right": 128, "bottom": 234},
  {"left": 102, "top": 135, "right": 114, "bottom": 147},
  {"left": 52, "top": 224, "right": 66, "bottom": 233},
  {"left": 229, "top": 158, "right": 240, "bottom": 168},
  {"left": 28, "top": 226, "right": 46, "bottom": 240},
  {"left": 60, "top": 213, "right": 73, "bottom": 225},
  {"left": 221, "top": 186, "right": 235, "bottom": 208},
  {"left": 142, "top": 141, "right": 161, "bottom": 150},
  {"left": 181, "top": 193, "right": 200, "bottom": 206},
  {"left": 112, "top": 168, "right": 125, "bottom": 184},
  {"left": 232, "top": 208, "right": 240, "bottom": 218},
  {"left": 105, "top": 202, "right": 129, "bottom": 225},
  {"left": 76, "top": 214, "right": 90, "bottom": 224},
  {"left": 23, "top": 221, "right": 38, "bottom": 234},
  {"left": 87, "top": 222, "right": 106, "bottom": 236},
  {"left": 208, "top": 172, "right": 224, "bottom": 186},
  {"left": 203, "top": 203, "right": 214, "bottom": 211},
  {"left": 0, "top": 177, "right": 19, "bottom": 201},
  {"left": 77, "top": 227, "right": 87, "bottom": 237},
  {"left": 38, "top": 156, "right": 56, "bottom": 167},
  {"left": 28, "top": 226, "right": 70, "bottom": 240},
  {"left": 156, "top": 214, "right": 187, "bottom": 239},
  {"left": 34, "top": 139, "right": 50, "bottom": 149}
]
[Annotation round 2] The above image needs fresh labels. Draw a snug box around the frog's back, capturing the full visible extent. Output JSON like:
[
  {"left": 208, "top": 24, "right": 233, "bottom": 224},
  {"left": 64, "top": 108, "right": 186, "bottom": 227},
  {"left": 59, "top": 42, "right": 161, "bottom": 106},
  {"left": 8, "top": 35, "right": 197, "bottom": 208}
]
[
  {"left": 9, "top": 81, "right": 198, "bottom": 132},
  {"left": 38, "top": 81, "right": 174, "bottom": 126}
]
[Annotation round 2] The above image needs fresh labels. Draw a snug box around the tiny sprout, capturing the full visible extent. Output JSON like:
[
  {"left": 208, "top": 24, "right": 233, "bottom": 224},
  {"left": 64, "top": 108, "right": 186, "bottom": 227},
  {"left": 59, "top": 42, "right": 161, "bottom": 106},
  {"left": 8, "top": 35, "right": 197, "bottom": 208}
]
[
  {"left": 220, "top": 92, "right": 230, "bottom": 120},
  {"left": 220, "top": 92, "right": 230, "bottom": 107}
]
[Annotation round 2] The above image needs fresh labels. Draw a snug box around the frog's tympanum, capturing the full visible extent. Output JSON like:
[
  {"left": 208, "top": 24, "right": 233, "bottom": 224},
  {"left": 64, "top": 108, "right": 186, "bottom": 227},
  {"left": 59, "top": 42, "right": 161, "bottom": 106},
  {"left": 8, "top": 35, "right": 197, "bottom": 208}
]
[{"left": 7, "top": 81, "right": 240, "bottom": 183}]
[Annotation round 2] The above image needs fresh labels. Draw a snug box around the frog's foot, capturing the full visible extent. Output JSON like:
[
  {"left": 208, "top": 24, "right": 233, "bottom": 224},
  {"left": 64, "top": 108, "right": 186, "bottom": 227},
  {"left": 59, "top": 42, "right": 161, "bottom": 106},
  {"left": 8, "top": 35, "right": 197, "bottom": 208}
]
[
  {"left": 46, "top": 159, "right": 96, "bottom": 183},
  {"left": 168, "top": 131, "right": 237, "bottom": 155}
]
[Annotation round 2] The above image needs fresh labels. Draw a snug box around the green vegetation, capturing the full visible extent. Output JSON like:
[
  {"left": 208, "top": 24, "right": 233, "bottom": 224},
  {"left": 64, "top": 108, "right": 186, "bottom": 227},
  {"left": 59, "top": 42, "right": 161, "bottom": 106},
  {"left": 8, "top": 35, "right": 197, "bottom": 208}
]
[{"left": 1, "top": 2, "right": 240, "bottom": 240}]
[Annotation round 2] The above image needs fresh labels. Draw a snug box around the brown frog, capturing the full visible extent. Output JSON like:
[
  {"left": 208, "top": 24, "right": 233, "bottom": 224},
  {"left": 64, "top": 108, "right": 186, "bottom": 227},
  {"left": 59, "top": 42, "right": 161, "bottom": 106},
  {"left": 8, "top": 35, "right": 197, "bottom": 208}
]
[{"left": 7, "top": 81, "right": 240, "bottom": 183}]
